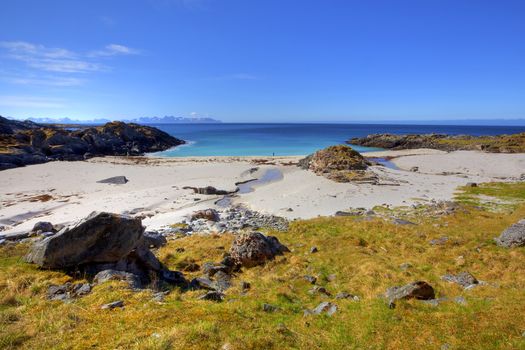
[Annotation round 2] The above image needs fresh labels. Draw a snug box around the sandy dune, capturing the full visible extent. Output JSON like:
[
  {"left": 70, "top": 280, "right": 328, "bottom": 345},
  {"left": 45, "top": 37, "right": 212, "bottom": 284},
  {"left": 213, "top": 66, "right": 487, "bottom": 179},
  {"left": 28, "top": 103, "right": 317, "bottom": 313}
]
[{"left": 1, "top": 150, "right": 524, "bottom": 237}]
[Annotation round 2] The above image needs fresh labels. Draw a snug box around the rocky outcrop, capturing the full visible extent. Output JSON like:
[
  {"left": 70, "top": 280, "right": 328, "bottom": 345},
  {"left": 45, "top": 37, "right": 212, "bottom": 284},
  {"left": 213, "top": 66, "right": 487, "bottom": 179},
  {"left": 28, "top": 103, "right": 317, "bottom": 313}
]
[
  {"left": 495, "top": 219, "right": 525, "bottom": 248},
  {"left": 0, "top": 116, "right": 185, "bottom": 170},
  {"left": 298, "top": 145, "right": 374, "bottom": 183},
  {"left": 229, "top": 231, "right": 290, "bottom": 268},
  {"left": 348, "top": 132, "right": 525, "bottom": 153},
  {"left": 26, "top": 211, "right": 186, "bottom": 289}
]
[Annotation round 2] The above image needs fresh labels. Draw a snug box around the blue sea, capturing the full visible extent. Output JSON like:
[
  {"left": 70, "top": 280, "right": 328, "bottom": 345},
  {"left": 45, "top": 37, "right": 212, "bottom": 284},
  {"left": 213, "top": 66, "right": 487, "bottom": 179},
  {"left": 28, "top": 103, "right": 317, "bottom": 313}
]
[{"left": 150, "top": 123, "right": 525, "bottom": 157}]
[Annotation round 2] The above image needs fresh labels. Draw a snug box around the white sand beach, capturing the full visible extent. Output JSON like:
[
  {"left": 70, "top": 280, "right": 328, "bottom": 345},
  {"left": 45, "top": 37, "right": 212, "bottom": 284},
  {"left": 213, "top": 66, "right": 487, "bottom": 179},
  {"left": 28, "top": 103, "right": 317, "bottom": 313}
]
[{"left": 1, "top": 150, "right": 524, "bottom": 237}]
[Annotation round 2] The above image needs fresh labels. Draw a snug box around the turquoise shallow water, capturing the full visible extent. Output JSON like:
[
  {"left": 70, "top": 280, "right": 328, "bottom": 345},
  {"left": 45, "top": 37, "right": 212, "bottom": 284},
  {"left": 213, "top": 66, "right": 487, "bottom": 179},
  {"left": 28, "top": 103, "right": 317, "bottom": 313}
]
[{"left": 149, "top": 123, "right": 525, "bottom": 157}]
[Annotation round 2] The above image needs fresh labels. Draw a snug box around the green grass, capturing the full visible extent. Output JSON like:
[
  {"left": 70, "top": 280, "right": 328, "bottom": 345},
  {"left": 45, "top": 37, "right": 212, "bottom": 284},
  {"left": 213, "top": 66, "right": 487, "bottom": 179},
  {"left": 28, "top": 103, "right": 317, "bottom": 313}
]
[
  {"left": 1, "top": 183, "right": 525, "bottom": 349},
  {"left": 455, "top": 182, "right": 525, "bottom": 210}
]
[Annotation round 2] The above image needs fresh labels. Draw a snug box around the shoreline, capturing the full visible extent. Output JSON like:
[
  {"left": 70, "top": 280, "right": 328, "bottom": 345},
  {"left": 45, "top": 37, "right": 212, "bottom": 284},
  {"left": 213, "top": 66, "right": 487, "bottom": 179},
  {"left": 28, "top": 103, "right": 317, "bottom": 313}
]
[{"left": 1, "top": 149, "right": 524, "bottom": 238}]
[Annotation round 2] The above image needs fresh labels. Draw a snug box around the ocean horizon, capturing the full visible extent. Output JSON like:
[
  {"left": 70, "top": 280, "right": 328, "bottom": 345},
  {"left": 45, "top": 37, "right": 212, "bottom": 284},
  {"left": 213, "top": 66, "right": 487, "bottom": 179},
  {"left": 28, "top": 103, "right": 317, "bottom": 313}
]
[{"left": 150, "top": 123, "right": 525, "bottom": 157}]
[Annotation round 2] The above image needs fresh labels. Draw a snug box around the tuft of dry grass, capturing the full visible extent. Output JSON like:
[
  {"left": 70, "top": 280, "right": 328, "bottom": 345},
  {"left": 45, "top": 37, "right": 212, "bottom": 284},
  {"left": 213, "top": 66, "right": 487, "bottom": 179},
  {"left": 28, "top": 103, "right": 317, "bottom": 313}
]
[{"left": 0, "top": 183, "right": 525, "bottom": 349}]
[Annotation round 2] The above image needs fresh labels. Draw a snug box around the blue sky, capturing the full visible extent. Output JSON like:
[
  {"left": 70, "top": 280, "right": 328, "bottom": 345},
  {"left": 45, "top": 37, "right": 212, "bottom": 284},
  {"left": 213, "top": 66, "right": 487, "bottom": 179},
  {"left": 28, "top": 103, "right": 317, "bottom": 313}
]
[{"left": 0, "top": 0, "right": 524, "bottom": 122}]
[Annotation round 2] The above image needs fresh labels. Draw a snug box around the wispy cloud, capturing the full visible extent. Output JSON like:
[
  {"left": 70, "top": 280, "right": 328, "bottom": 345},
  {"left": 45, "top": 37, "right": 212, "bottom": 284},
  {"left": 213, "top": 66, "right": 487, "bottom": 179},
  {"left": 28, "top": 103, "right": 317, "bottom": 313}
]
[
  {"left": 0, "top": 41, "right": 98, "bottom": 73},
  {"left": 0, "top": 41, "right": 140, "bottom": 84},
  {"left": 0, "top": 95, "right": 66, "bottom": 109},
  {"left": 89, "top": 44, "right": 140, "bottom": 57}
]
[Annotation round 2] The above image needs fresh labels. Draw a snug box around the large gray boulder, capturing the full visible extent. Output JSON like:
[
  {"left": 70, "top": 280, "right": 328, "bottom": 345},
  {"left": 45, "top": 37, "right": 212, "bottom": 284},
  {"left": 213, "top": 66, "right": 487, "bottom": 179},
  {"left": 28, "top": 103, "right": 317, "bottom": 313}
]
[
  {"left": 26, "top": 212, "right": 144, "bottom": 268},
  {"left": 495, "top": 219, "right": 525, "bottom": 248},
  {"left": 229, "top": 231, "right": 289, "bottom": 268}
]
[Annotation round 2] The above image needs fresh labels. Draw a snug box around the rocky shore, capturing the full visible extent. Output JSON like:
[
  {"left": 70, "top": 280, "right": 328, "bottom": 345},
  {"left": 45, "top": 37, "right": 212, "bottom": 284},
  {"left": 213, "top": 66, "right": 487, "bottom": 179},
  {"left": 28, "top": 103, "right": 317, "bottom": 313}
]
[
  {"left": 348, "top": 132, "right": 525, "bottom": 153},
  {"left": 0, "top": 116, "right": 184, "bottom": 170}
]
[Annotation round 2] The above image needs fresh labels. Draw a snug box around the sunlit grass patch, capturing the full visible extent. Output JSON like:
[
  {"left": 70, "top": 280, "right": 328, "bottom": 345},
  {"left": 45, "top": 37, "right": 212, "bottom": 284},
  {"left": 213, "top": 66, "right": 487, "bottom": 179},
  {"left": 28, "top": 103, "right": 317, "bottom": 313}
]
[{"left": 0, "top": 182, "right": 524, "bottom": 349}]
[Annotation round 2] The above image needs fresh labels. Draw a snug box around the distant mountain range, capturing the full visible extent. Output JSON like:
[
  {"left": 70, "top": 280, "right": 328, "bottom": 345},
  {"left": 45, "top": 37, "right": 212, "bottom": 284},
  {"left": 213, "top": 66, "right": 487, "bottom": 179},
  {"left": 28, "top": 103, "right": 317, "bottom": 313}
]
[{"left": 18, "top": 116, "right": 222, "bottom": 125}]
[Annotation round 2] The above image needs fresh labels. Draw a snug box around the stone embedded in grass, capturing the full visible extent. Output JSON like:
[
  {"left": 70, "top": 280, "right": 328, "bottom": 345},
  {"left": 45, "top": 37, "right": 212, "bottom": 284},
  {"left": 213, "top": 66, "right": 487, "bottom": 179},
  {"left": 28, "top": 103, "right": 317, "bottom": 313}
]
[
  {"left": 429, "top": 236, "right": 449, "bottom": 246},
  {"left": 262, "top": 303, "right": 279, "bottom": 312},
  {"left": 441, "top": 271, "right": 479, "bottom": 289},
  {"left": 495, "top": 219, "right": 525, "bottom": 248},
  {"left": 229, "top": 231, "right": 290, "bottom": 268},
  {"left": 399, "top": 263, "right": 413, "bottom": 271},
  {"left": 93, "top": 269, "right": 143, "bottom": 289},
  {"left": 197, "top": 291, "right": 224, "bottom": 302},
  {"left": 308, "top": 286, "right": 331, "bottom": 296},
  {"left": 304, "top": 275, "right": 317, "bottom": 284},
  {"left": 47, "top": 283, "right": 91, "bottom": 302},
  {"left": 385, "top": 281, "right": 435, "bottom": 308},
  {"left": 310, "top": 246, "right": 318, "bottom": 254},
  {"left": 335, "top": 292, "right": 360, "bottom": 301},
  {"left": 304, "top": 302, "right": 338, "bottom": 316},
  {"left": 392, "top": 218, "right": 416, "bottom": 226},
  {"left": 101, "top": 300, "right": 124, "bottom": 310}
]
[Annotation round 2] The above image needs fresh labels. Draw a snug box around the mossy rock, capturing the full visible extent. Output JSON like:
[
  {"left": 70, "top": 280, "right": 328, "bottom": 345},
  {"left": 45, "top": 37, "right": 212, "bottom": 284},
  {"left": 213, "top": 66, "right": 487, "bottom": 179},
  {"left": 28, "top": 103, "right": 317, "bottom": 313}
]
[{"left": 310, "top": 145, "right": 368, "bottom": 172}]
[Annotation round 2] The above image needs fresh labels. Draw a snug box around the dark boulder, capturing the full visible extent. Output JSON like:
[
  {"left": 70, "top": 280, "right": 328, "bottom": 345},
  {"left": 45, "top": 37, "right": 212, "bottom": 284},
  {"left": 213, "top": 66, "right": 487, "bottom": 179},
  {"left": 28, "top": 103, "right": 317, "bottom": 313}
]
[
  {"left": 143, "top": 231, "right": 167, "bottom": 249},
  {"left": 495, "top": 219, "right": 525, "bottom": 248},
  {"left": 32, "top": 221, "right": 55, "bottom": 233},
  {"left": 229, "top": 231, "right": 290, "bottom": 268}
]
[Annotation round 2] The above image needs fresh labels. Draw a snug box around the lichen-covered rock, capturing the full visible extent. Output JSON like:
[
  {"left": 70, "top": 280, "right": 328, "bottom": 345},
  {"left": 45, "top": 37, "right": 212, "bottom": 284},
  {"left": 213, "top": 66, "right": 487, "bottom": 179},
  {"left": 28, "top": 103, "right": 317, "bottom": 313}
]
[
  {"left": 26, "top": 212, "right": 144, "bottom": 268},
  {"left": 495, "top": 219, "right": 525, "bottom": 248},
  {"left": 229, "top": 231, "right": 290, "bottom": 268},
  {"left": 298, "top": 145, "right": 372, "bottom": 183},
  {"left": 441, "top": 271, "right": 479, "bottom": 288}
]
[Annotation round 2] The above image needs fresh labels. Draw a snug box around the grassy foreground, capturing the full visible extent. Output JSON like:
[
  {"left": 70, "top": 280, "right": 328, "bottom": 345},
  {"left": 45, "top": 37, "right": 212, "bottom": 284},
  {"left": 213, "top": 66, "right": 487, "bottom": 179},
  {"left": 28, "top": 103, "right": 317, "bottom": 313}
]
[{"left": 1, "top": 184, "right": 525, "bottom": 349}]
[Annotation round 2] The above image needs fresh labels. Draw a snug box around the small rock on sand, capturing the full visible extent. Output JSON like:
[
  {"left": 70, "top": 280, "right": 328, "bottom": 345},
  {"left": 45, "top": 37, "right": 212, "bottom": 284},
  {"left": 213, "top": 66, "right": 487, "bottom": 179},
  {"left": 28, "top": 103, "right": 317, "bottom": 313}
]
[{"left": 97, "top": 176, "right": 128, "bottom": 185}]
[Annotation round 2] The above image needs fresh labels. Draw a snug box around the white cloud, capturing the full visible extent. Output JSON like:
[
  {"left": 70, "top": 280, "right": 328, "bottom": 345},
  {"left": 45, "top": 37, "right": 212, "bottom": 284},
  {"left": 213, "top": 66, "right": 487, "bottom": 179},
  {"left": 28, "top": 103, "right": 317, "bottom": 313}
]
[
  {"left": 0, "top": 41, "right": 102, "bottom": 73},
  {"left": 0, "top": 41, "right": 138, "bottom": 73},
  {"left": 0, "top": 41, "right": 140, "bottom": 86},
  {"left": 0, "top": 95, "right": 66, "bottom": 108},
  {"left": 89, "top": 44, "right": 140, "bottom": 57}
]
